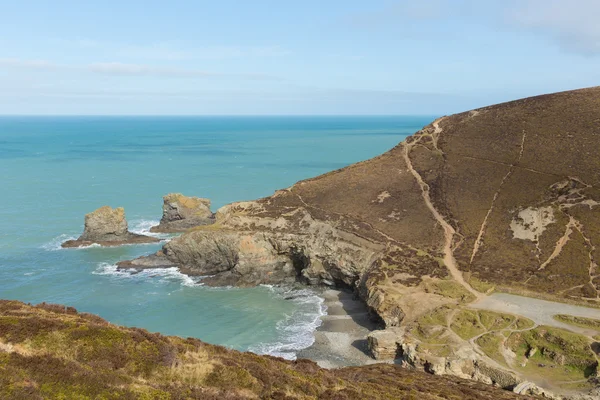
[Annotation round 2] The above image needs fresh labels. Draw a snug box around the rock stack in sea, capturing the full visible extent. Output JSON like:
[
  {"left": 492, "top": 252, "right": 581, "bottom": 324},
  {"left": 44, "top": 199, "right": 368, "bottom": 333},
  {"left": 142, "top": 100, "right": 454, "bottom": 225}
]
[
  {"left": 150, "top": 193, "right": 215, "bottom": 233},
  {"left": 61, "top": 206, "right": 161, "bottom": 248}
]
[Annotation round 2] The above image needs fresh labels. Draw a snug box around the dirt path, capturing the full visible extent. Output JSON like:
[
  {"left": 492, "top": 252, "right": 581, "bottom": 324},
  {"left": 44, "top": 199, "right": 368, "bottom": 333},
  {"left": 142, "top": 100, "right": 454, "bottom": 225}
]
[
  {"left": 470, "top": 293, "right": 600, "bottom": 335},
  {"left": 403, "top": 118, "right": 483, "bottom": 300}
]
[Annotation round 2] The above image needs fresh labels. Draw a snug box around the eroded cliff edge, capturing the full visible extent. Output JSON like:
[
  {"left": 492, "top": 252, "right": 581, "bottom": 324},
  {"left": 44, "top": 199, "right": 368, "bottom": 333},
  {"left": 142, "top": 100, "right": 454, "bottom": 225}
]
[
  {"left": 123, "top": 87, "right": 600, "bottom": 322},
  {"left": 119, "top": 87, "right": 600, "bottom": 396}
]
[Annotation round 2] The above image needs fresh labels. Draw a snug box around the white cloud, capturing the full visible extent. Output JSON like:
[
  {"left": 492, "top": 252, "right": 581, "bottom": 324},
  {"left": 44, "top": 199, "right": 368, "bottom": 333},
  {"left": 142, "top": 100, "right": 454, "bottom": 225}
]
[{"left": 511, "top": 0, "right": 600, "bottom": 55}]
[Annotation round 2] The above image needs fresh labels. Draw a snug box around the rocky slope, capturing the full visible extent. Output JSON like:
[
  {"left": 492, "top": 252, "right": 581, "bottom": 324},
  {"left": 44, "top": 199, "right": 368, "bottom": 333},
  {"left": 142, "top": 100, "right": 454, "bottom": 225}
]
[
  {"left": 62, "top": 206, "right": 160, "bottom": 248},
  {"left": 123, "top": 87, "right": 600, "bottom": 320},
  {"left": 150, "top": 193, "right": 215, "bottom": 233},
  {"left": 0, "top": 300, "right": 536, "bottom": 400},
  {"left": 118, "top": 87, "right": 600, "bottom": 396}
]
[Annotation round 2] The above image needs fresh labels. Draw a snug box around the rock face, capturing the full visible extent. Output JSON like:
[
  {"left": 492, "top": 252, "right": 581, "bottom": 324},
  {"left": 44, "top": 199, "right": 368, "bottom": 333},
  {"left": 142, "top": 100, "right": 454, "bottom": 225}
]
[
  {"left": 62, "top": 206, "right": 160, "bottom": 248},
  {"left": 120, "top": 87, "right": 600, "bottom": 395},
  {"left": 125, "top": 87, "right": 600, "bottom": 322},
  {"left": 150, "top": 193, "right": 214, "bottom": 233}
]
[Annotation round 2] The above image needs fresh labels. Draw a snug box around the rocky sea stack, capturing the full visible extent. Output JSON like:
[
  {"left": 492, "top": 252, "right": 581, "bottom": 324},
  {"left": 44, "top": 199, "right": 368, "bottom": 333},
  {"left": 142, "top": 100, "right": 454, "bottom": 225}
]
[
  {"left": 150, "top": 193, "right": 215, "bottom": 233},
  {"left": 61, "top": 206, "right": 160, "bottom": 248}
]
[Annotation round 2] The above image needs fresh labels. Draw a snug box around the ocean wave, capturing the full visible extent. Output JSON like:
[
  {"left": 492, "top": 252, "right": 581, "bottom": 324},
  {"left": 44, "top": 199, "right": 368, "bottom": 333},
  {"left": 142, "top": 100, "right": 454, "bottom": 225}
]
[
  {"left": 41, "top": 219, "right": 170, "bottom": 251},
  {"left": 41, "top": 234, "right": 83, "bottom": 251},
  {"left": 93, "top": 263, "right": 201, "bottom": 287},
  {"left": 129, "top": 219, "right": 170, "bottom": 239},
  {"left": 248, "top": 286, "right": 326, "bottom": 360}
]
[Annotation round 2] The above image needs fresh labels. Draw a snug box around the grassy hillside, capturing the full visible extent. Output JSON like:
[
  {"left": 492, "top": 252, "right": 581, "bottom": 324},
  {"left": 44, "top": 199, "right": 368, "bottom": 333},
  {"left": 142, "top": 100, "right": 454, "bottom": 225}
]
[{"left": 0, "top": 300, "right": 535, "bottom": 400}]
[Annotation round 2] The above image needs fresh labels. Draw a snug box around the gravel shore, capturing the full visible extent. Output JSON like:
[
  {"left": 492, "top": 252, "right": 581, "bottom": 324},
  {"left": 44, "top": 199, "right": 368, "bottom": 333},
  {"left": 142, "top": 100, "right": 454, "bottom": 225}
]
[{"left": 297, "top": 289, "right": 384, "bottom": 368}]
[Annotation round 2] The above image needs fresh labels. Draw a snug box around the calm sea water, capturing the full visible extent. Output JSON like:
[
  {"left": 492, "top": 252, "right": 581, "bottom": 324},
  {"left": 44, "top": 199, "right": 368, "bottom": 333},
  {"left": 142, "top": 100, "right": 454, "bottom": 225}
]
[{"left": 0, "top": 116, "right": 430, "bottom": 359}]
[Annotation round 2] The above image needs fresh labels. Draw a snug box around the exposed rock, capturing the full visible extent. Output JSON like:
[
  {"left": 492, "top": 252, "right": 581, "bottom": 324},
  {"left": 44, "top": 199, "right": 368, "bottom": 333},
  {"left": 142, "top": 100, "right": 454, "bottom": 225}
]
[
  {"left": 367, "top": 329, "right": 401, "bottom": 359},
  {"left": 150, "top": 193, "right": 214, "bottom": 233},
  {"left": 368, "top": 326, "right": 522, "bottom": 390},
  {"left": 116, "top": 250, "right": 177, "bottom": 273},
  {"left": 127, "top": 87, "right": 600, "bottom": 319},
  {"left": 121, "top": 87, "right": 600, "bottom": 396},
  {"left": 62, "top": 206, "right": 160, "bottom": 248}
]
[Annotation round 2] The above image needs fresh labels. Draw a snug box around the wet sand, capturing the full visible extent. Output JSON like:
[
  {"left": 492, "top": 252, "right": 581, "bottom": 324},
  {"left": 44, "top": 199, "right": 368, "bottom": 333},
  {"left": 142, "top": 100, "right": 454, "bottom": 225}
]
[{"left": 297, "top": 289, "right": 384, "bottom": 368}]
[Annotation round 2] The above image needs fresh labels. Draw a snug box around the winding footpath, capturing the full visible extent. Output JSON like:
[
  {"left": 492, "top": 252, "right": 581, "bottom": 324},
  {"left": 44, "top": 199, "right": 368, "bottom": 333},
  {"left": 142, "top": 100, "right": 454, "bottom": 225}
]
[{"left": 402, "top": 118, "right": 483, "bottom": 300}]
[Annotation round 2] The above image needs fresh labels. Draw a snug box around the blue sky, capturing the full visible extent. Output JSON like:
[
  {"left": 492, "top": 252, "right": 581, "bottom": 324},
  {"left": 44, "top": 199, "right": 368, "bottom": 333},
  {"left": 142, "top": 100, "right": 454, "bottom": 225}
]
[{"left": 0, "top": 0, "right": 599, "bottom": 115}]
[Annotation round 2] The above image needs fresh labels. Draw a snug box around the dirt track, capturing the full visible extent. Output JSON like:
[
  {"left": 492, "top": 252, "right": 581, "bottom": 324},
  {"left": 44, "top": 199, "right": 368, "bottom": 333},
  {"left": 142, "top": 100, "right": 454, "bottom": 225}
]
[{"left": 470, "top": 293, "right": 600, "bottom": 335}]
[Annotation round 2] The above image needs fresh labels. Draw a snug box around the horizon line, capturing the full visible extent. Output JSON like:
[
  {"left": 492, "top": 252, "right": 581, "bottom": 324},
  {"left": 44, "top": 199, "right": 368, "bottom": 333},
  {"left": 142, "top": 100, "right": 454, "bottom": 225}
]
[{"left": 0, "top": 113, "right": 439, "bottom": 118}]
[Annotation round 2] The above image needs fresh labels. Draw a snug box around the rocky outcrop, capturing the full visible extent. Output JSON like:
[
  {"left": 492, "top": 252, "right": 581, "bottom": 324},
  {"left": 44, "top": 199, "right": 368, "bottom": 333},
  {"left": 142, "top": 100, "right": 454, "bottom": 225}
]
[
  {"left": 124, "top": 87, "right": 600, "bottom": 321},
  {"left": 120, "top": 87, "right": 600, "bottom": 396},
  {"left": 150, "top": 193, "right": 214, "bottom": 233},
  {"left": 62, "top": 206, "right": 160, "bottom": 248}
]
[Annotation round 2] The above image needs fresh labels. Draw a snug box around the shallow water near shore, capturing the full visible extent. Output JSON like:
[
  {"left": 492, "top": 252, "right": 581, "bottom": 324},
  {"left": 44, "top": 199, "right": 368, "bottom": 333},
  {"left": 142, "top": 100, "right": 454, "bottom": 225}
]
[{"left": 0, "top": 116, "right": 430, "bottom": 358}]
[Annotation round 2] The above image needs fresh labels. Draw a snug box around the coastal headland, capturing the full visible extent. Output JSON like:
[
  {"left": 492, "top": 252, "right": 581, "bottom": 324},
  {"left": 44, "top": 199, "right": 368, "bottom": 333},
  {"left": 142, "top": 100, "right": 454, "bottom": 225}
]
[
  {"left": 115, "top": 87, "right": 600, "bottom": 398},
  {"left": 3, "top": 87, "right": 600, "bottom": 399}
]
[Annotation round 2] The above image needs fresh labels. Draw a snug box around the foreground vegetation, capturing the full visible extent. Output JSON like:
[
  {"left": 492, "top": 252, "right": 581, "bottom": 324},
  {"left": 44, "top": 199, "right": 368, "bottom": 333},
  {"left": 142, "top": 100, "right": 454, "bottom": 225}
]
[{"left": 0, "top": 300, "right": 536, "bottom": 400}]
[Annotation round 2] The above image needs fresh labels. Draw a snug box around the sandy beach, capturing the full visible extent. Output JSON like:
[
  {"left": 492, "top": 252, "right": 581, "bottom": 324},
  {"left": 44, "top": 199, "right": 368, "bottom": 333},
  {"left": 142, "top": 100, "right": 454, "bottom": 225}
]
[{"left": 297, "top": 289, "right": 383, "bottom": 368}]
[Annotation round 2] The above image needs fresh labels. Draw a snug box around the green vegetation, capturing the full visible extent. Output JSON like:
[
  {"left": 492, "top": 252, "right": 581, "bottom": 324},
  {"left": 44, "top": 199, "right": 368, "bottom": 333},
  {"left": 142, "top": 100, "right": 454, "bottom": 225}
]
[
  {"left": 0, "top": 300, "right": 524, "bottom": 400},
  {"left": 507, "top": 326, "right": 598, "bottom": 382},
  {"left": 553, "top": 314, "right": 600, "bottom": 331},
  {"left": 475, "top": 333, "right": 507, "bottom": 366},
  {"left": 467, "top": 277, "right": 496, "bottom": 294},
  {"left": 514, "top": 317, "right": 535, "bottom": 330},
  {"left": 478, "top": 311, "right": 513, "bottom": 331},
  {"left": 425, "top": 279, "right": 476, "bottom": 303},
  {"left": 450, "top": 310, "right": 486, "bottom": 340},
  {"left": 416, "top": 306, "right": 452, "bottom": 327}
]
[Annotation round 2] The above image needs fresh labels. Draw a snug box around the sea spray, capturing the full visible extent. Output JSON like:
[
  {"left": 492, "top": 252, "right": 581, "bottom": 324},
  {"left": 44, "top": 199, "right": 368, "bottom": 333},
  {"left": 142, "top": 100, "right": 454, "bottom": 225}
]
[
  {"left": 248, "top": 285, "right": 327, "bottom": 360},
  {"left": 41, "top": 234, "right": 79, "bottom": 251},
  {"left": 92, "top": 264, "right": 327, "bottom": 360},
  {"left": 93, "top": 263, "right": 201, "bottom": 287}
]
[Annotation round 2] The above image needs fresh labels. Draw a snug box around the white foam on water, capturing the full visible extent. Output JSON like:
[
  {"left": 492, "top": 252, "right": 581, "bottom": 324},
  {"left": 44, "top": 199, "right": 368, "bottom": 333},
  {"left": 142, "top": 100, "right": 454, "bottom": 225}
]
[
  {"left": 93, "top": 263, "right": 202, "bottom": 287},
  {"left": 41, "top": 234, "right": 78, "bottom": 251},
  {"left": 92, "top": 262, "right": 325, "bottom": 360},
  {"left": 248, "top": 286, "right": 326, "bottom": 360},
  {"left": 42, "top": 220, "right": 171, "bottom": 251},
  {"left": 129, "top": 219, "right": 171, "bottom": 240}
]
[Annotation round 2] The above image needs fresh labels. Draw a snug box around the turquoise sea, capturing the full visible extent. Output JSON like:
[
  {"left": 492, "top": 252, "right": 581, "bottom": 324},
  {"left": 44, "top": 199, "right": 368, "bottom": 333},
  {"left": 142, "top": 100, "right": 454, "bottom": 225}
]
[{"left": 0, "top": 116, "right": 430, "bottom": 359}]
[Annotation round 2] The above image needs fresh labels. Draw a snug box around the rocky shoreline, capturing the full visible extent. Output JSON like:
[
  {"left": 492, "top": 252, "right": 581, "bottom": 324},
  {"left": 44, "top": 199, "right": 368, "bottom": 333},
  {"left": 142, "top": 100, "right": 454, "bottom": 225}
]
[
  {"left": 297, "top": 289, "right": 382, "bottom": 369},
  {"left": 60, "top": 88, "right": 600, "bottom": 399}
]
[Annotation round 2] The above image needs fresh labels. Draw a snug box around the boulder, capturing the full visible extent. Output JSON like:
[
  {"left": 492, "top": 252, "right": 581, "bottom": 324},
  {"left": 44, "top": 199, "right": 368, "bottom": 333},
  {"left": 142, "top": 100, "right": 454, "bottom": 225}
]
[
  {"left": 367, "top": 329, "right": 402, "bottom": 359},
  {"left": 62, "top": 206, "right": 160, "bottom": 248},
  {"left": 150, "top": 193, "right": 214, "bottom": 233}
]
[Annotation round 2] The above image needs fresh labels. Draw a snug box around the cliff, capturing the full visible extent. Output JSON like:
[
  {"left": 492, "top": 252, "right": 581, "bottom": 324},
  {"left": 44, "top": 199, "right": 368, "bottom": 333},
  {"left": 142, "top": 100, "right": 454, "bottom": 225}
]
[
  {"left": 115, "top": 87, "right": 600, "bottom": 396},
  {"left": 150, "top": 193, "right": 215, "bottom": 233},
  {"left": 122, "top": 87, "right": 600, "bottom": 322}
]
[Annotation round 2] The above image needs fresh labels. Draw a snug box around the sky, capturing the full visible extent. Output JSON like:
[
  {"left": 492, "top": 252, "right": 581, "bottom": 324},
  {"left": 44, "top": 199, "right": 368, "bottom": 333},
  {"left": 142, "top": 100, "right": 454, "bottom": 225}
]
[{"left": 0, "top": 0, "right": 599, "bottom": 115}]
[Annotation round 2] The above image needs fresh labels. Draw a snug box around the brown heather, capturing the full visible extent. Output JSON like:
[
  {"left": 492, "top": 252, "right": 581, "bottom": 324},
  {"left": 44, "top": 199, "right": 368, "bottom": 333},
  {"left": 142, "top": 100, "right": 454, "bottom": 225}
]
[{"left": 0, "top": 300, "right": 536, "bottom": 399}]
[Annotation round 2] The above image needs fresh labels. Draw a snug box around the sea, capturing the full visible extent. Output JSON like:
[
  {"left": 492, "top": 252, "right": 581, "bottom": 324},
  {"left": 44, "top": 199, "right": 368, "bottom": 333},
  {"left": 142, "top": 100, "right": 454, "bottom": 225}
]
[{"left": 0, "top": 116, "right": 430, "bottom": 359}]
